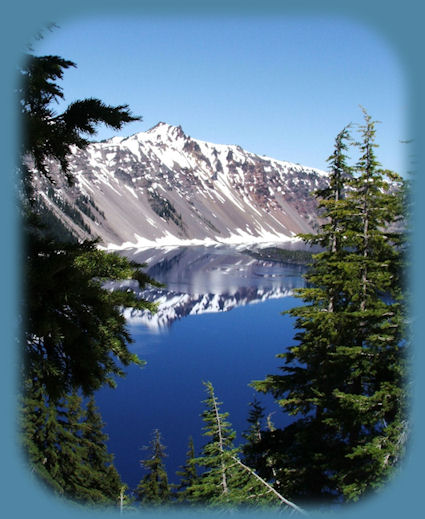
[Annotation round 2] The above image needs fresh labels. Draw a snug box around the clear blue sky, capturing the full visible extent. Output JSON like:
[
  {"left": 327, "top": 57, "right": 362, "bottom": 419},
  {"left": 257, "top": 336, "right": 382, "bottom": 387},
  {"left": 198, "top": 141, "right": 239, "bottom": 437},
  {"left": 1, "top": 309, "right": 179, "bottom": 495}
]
[{"left": 33, "top": 15, "right": 408, "bottom": 174}]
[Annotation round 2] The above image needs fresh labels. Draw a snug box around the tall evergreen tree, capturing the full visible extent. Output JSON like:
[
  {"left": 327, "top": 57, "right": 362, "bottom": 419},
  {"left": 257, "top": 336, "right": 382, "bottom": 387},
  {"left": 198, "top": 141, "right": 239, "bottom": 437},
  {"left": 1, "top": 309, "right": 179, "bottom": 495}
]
[
  {"left": 58, "top": 391, "right": 92, "bottom": 500},
  {"left": 18, "top": 32, "right": 156, "bottom": 505},
  {"left": 21, "top": 378, "right": 65, "bottom": 494},
  {"left": 136, "top": 429, "right": 171, "bottom": 505},
  {"left": 241, "top": 398, "right": 268, "bottom": 472},
  {"left": 19, "top": 42, "right": 160, "bottom": 400},
  {"left": 187, "top": 381, "right": 240, "bottom": 504},
  {"left": 188, "top": 382, "right": 304, "bottom": 511},
  {"left": 252, "top": 127, "right": 355, "bottom": 501},
  {"left": 79, "top": 396, "right": 123, "bottom": 503},
  {"left": 244, "top": 398, "right": 266, "bottom": 443},
  {"left": 327, "top": 109, "right": 407, "bottom": 499},
  {"left": 174, "top": 436, "right": 200, "bottom": 503},
  {"left": 253, "top": 111, "right": 407, "bottom": 503},
  {"left": 21, "top": 384, "right": 124, "bottom": 505}
]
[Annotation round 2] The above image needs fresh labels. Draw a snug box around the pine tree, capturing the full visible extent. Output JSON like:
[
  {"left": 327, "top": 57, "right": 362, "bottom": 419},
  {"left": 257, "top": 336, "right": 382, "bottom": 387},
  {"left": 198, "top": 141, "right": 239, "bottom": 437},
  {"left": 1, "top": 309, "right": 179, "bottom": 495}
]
[
  {"left": 253, "top": 111, "right": 407, "bottom": 503},
  {"left": 18, "top": 33, "right": 156, "bottom": 506},
  {"left": 24, "top": 233, "right": 159, "bottom": 399},
  {"left": 136, "top": 429, "right": 171, "bottom": 505},
  {"left": 244, "top": 398, "right": 265, "bottom": 443},
  {"left": 252, "top": 126, "right": 355, "bottom": 501},
  {"left": 19, "top": 42, "right": 157, "bottom": 400},
  {"left": 327, "top": 109, "right": 407, "bottom": 500},
  {"left": 174, "top": 436, "right": 199, "bottom": 503},
  {"left": 61, "top": 393, "right": 124, "bottom": 505},
  {"left": 241, "top": 400, "right": 284, "bottom": 497},
  {"left": 188, "top": 382, "right": 304, "bottom": 511},
  {"left": 118, "top": 484, "right": 133, "bottom": 514},
  {"left": 21, "top": 387, "right": 83, "bottom": 498},
  {"left": 241, "top": 398, "right": 266, "bottom": 471},
  {"left": 20, "top": 378, "right": 65, "bottom": 494},
  {"left": 21, "top": 383, "right": 124, "bottom": 505},
  {"left": 58, "top": 391, "right": 112, "bottom": 503},
  {"left": 187, "top": 381, "right": 240, "bottom": 504},
  {"left": 20, "top": 53, "right": 140, "bottom": 185},
  {"left": 79, "top": 396, "right": 123, "bottom": 503}
]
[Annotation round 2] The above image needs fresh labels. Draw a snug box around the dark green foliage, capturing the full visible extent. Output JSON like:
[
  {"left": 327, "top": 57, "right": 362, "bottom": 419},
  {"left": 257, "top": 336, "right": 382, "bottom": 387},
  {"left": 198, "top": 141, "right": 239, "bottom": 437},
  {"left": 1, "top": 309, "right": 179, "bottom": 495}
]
[
  {"left": 148, "top": 191, "right": 184, "bottom": 228},
  {"left": 174, "top": 437, "right": 200, "bottom": 503},
  {"left": 79, "top": 397, "right": 122, "bottom": 501},
  {"left": 18, "top": 41, "right": 154, "bottom": 506},
  {"left": 20, "top": 44, "right": 158, "bottom": 400},
  {"left": 21, "top": 382, "right": 122, "bottom": 505},
  {"left": 74, "top": 196, "right": 98, "bottom": 222},
  {"left": 30, "top": 188, "right": 105, "bottom": 245},
  {"left": 199, "top": 213, "right": 220, "bottom": 233},
  {"left": 243, "top": 247, "right": 313, "bottom": 265},
  {"left": 24, "top": 225, "right": 159, "bottom": 399},
  {"left": 20, "top": 54, "right": 140, "bottom": 183},
  {"left": 187, "top": 381, "right": 240, "bottom": 504},
  {"left": 188, "top": 382, "right": 287, "bottom": 508},
  {"left": 136, "top": 429, "right": 171, "bottom": 505},
  {"left": 242, "top": 398, "right": 267, "bottom": 471},
  {"left": 253, "top": 111, "right": 407, "bottom": 503},
  {"left": 20, "top": 377, "right": 64, "bottom": 493},
  {"left": 43, "top": 186, "right": 92, "bottom": 234},
  {"left": 244, "top": 398, "right": 265, "bottom": 444},
  {"left": 34, "top": 202, "right": 79, "bottom": 243},
  {"left": 130, "top": 387, "right": 305, "bottom": 511},
  {"left": 75, "top": 194, "right": 105, "bottom": 220}
]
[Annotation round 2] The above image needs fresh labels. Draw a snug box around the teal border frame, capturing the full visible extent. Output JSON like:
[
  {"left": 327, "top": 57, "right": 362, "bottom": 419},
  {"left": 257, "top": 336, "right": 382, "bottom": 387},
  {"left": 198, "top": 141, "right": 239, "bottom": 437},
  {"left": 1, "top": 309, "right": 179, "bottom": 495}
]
[{"left": 2, "top": 1, "right": 423, "bottom": 518}]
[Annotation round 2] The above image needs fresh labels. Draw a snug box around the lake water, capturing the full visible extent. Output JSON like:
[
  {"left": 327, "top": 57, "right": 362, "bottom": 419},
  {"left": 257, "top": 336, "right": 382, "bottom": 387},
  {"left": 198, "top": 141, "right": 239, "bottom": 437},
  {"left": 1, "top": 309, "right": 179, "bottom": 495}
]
[{"left": 96, "top": 244, "right": 308, "bottom": 490}]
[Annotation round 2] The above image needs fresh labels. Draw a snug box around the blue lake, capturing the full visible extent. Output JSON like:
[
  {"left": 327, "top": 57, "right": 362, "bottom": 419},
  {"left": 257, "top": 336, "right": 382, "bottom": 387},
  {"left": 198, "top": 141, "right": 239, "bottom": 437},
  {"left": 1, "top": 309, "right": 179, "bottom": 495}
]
[{"left": 96, "top": 245, "right": 307, "bottom": 490}]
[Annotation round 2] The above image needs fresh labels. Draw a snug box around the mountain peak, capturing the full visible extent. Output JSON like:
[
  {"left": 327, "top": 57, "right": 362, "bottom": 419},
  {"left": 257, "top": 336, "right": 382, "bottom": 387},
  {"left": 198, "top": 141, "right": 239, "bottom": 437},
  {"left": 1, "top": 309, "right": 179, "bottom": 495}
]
[
  {"left": 36, "top": 120, "right": 328, "bottom": 248},
  {"left": 146, "top": 122, "right": 187, "bottom": 142}
]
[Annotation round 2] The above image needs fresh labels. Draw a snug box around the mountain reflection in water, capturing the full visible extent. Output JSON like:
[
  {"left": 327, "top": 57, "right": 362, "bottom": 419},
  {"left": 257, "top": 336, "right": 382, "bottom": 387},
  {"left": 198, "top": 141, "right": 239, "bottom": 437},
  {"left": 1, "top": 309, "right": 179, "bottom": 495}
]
[{"left": 111, "top": 245, "right": 308, "bottom": 330}]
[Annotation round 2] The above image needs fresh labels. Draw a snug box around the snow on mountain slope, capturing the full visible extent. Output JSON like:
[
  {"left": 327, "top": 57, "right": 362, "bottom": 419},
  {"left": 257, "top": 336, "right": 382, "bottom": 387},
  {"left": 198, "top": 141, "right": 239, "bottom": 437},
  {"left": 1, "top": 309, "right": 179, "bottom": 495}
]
[{"left": 30, "top": 122, "right": 328, "bottom": 248}]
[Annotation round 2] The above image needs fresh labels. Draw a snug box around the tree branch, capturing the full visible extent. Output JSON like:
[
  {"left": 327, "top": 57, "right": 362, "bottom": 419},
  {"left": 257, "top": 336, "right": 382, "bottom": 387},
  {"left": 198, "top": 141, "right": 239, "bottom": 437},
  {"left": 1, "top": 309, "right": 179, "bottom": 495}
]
[{"left": 231, "top": 456, "right": 307, "bottom": 515}]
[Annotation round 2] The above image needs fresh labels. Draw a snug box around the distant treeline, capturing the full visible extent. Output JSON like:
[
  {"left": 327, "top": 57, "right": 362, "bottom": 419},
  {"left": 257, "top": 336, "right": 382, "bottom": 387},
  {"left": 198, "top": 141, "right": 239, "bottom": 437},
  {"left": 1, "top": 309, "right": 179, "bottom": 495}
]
[{"left": 243, "top": 246, "right": 313, "bottom": 265}]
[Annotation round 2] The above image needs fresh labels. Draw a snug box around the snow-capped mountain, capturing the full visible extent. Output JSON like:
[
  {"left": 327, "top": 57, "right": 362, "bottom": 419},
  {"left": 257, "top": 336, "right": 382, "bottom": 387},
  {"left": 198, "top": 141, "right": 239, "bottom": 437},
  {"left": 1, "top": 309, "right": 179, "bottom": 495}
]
[{"left": 31, "top": 122, "right": 328, "bottom": 248}]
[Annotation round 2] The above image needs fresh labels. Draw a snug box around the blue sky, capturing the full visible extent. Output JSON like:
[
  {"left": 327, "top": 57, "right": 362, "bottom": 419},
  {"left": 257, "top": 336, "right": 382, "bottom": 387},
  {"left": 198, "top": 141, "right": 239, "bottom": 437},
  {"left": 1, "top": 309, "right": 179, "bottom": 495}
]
[{"left": 33, "top": 15, "right": 408, "bottom": 174}]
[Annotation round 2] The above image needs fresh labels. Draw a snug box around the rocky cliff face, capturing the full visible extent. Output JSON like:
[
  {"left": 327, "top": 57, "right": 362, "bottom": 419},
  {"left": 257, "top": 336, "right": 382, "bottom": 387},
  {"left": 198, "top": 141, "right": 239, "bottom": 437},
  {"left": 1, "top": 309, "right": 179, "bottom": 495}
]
[{"left": 29, "top": 122, "right": 328, "bottom": 248}]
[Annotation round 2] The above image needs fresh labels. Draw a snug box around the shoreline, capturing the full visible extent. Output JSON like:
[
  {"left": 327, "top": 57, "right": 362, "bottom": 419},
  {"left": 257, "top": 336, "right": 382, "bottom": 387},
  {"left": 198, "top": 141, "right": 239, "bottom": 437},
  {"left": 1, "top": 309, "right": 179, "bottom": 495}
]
[{"left": 100, "top": 231, "right": 303, "bottom": 253}]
